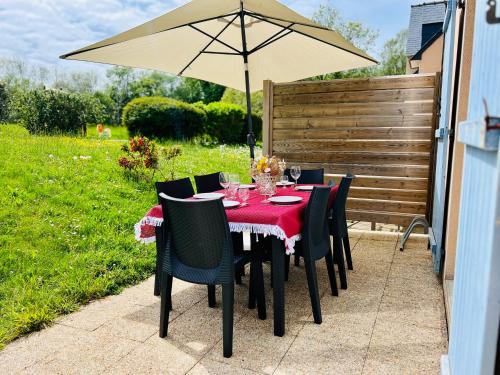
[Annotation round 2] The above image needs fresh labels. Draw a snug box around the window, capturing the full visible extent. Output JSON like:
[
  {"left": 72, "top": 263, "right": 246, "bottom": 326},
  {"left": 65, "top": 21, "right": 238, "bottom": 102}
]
[{"left": 421, "top": 22, "right": 443, "bottom": 47}]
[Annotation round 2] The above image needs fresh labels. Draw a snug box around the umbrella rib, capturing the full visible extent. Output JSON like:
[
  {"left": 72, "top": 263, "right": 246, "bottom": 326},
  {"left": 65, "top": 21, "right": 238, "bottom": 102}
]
[
  {"left": 248, "top": 24, "right": 295, "bottom": 55},
  {"left": 247, "top": 13, "right": 379, "bottom": 64},
  {"left": 244, "top": 11, "right": 331, "bottom": 32},
  {"left": 189, "top": 25, "right": 241, "bottom": 54},
  {"left": 178, "top": 14, "right": 240, "bottom": 76},
  {"left": 202, "top": 51, "right": 241, "bottom": 56}
]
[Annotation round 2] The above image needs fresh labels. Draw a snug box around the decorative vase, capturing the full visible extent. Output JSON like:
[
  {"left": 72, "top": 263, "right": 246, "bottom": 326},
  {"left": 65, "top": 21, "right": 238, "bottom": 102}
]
[{"left": 256, "top": 173, "right": 278, "bottom": 196}]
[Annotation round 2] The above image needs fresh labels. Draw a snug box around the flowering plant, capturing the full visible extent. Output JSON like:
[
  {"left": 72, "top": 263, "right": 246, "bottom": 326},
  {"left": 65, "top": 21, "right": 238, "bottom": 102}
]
[
  {"left": 118, "top": 137, "right": 183, "bottom": 182},
  {"left": 118, "top": 136, "right": 159, "bottom": 181},
  {"left": 251, "top": 156, "right": 286, "bottom": 177}
]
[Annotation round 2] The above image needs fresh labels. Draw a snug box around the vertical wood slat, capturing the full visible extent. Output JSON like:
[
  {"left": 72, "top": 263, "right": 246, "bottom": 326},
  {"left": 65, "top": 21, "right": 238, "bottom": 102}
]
[{"left": 264, "top": 74, "right": 439, "bottom": 227}]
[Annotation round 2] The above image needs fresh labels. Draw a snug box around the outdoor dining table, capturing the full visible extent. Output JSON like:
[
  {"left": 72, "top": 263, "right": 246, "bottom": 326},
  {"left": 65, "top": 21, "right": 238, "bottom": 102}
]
[{"left": 135, "top": 184, "right": 338, "bottom": 337}]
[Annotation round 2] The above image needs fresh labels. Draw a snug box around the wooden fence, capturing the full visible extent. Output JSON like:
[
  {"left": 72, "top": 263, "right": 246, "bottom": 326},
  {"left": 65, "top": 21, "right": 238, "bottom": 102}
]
[{"left": 262, "top": 73, "right": 441, "bottom": 227}]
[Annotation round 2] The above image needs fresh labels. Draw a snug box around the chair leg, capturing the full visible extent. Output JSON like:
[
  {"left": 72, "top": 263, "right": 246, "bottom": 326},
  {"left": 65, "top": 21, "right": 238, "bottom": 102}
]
[
  {"left": 285, "top": 255, "right": 290, "bottom": 282},
  {"left": 208, "top": 285, "right": 216, "bottom": 308},
  {"left": 235, "top": 268, "right": 243, "bottom": 285},
  {"left": 256, "top": 254, "right": 267, "bottom": 320},
  {"left": 159, "top": 274, "right": 173, "bottom": 338},
  {"left": 343, "top": 235, "right": 353, "bottom": 270},
  {"left": 294, "top": 254, "right": 300, "bottom": 267},
  {"left": 325, "top": 249, "right": 339, "bottom": 296},
  {"left": 333, "top": 236, "right": 348, "bottom": 289},
  {"left": 304, "top": 258, "right": 322, "bottom": 324},
  {"left": 248, "top": 261, "right": 257, "bottom": 309},
  {"left": 154, "top": 225, "right": 165, "bottom": 296},
  {"left": 222, "top": 283, "right": 234, "bottom": 358}
]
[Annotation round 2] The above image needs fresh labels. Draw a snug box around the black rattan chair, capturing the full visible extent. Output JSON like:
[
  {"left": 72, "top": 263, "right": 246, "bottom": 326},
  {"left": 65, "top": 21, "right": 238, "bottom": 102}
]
[
  {"left": 194, "top": 171, "right": 247, "bottom": 284},
  {"left": 284, "top": 168, "right": 324, "bottom": 184},
  {"left": 153, "top": 178, "right": 196, "bottom": 295},
  {"left": 329, "top": 174, "right": 354, "bottom": 290},
  {"left": 155, "top": 178, "right": 195, "bottom": 202},
  {"left": 158, "top": 194, "right": 265, "bottom": 358},
  {"left": 293, "top": 186, "right": 338, "bottom": 324},
  {"left": 194, "top": 172, "right": 222, "bottom": 194}
]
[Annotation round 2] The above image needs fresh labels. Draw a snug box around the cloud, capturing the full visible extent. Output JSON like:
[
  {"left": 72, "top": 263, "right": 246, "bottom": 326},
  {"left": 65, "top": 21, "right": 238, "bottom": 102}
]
[{"left": 0, "top": 0, "right": 415, "bottom": 75}]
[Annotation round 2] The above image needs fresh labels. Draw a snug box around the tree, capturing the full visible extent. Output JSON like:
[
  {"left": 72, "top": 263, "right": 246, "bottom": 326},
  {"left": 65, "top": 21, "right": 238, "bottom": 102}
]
[
  {"left": 172, "top": 78, "right": 225, "bottom": 104},
  {"left": 129, "top": 71, "right": 177, "bottom": 98},
  {"left": 310, "top": 4, "right": 380, "bottom": 80},
  {"left": 379, "top": 29, "right": 408, "bottom": 76},
  {"left": 105, "top": 66, "right": 136, "bottom": 124},
  {"left": 52, "top": 71, "right": 99, "bottom": 94},
  {"left": 221, "top": 88, "right": 263, "bottom": 117}
]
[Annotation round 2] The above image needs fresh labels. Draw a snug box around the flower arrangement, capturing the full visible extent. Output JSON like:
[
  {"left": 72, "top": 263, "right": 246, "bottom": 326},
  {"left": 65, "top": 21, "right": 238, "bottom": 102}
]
[{"left": 251, "top": 156, "right": 286, "bottom": 177}]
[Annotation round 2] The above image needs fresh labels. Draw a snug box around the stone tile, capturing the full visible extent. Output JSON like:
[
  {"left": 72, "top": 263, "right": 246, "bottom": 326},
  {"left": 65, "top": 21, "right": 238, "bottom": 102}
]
[
  {"left": 104, "top": 340, "right": 200, "bottom": 375},
  {"left": 275, "top": 335, "right": 366, "bottom": 375},
  {"left": 187, "top": 358, "right": 260, "bottom": 375},
  {"left": 400, "top": 234, "right": 429, "bottom": 250},
  {"left": 205, "top": 317, "right": 297, "bottom": 374},
  {"left": 145, "top": 292, "right": 250, "bottom": 358},
  {"left": 24, "top": 325, "right": 139, "bottom": 375},
  {"left": 362, "top": 346, "right": 444, "bottom": 375},
  {"left": 94, "top": 314, "right": 161, "bottom": 343},
  {"left": 298, "top": 311, "right": 377, "bottom": 349},
  {"left": 56, "top": 295, "right": 142, "bottom": 332},
  {"left": 383, "top": 275, "right": 444, "bottom": 303},
  {"left": 0, "top": 324, "right": 75, "bottom": 373},
  {"left": 351, "top": 240, "right": 396, "bottom": 265},
  {"left": 358, "top": 231, "right": 399, "bottom": 243}
]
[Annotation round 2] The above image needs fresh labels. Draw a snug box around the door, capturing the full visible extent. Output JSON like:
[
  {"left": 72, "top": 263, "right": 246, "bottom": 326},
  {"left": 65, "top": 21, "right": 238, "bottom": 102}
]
[
  {"left": 430, "top": 0, "right": 457, "bottom": 273},
  {"left": 445, "top": 0, "right": 500, "bottom": 373}
]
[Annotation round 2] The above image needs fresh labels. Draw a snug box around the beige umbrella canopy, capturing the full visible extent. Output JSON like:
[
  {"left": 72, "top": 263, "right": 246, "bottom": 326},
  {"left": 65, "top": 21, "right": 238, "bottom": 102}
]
[{"left": 61, "top": 0, "right": 376, "bottom": 157}]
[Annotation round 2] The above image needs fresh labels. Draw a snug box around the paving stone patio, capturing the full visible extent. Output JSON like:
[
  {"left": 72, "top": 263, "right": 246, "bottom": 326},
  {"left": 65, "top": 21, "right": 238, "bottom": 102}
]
[{"left": 0, "top": 231, "right": 448, "bottom": 375}]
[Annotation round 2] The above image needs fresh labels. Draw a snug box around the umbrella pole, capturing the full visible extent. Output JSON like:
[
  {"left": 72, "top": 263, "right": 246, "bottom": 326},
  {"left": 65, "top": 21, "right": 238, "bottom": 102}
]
[{"left": 240, "top": 4, "right": 256, "bottom": 159}]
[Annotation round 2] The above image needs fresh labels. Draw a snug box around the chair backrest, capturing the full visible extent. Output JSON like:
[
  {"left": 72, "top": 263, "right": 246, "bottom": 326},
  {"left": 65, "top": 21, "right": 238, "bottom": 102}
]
[
  {"left": 155, "top": 178, "right": 194, "bottom": 203},
  {"left": 160, "top": 194, "right": 234, "bottom": 284},
  {"left": 332, "top": 174, "right": 353, "bottom": 219},
  {"left": 194, "top": 172, "right": 222, "bottom": 193},
  {"left": 285, "top": 168, "right": 324, "bottom": 184},
  {"left": 302, "top": 186, "right": 331, "bottom": 261}
]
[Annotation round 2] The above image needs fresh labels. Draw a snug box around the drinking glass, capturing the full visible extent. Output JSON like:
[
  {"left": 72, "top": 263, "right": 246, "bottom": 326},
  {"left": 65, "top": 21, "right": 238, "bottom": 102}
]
[
  {"left": 219, "top": 172, "right": 230, "bottom": 196},
  {"left": 228, "top": 174, "right": 240, "bottom": 200},
  {"left": 280, "top": 175, "right": 289, "bottom": 188},
  {"left": 290, "top": 166, "right": 301, "bottom": 186},
  {"left": 228, "top": 183, "right": 239, "bottom": 199},
  {"left": 238, "top": 187, "right": 250, "bottom": 206}
]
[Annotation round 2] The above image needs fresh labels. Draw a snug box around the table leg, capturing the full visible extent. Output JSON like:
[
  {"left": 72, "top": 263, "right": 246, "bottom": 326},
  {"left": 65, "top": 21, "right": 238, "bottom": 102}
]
[{"left": 271, "top": 236, "right": 285, "bottom": 337}]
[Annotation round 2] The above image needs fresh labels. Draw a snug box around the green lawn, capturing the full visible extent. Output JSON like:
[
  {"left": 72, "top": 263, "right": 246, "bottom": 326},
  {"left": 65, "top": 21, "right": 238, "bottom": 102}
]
[{"left": 0, "top": 124, "right": 252, "bottom": 349}]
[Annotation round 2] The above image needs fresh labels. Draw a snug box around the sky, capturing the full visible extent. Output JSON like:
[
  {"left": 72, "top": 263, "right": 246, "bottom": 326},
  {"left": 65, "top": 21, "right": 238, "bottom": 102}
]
[{"left": 0, "top": 0, "right": 422, "bottom": 76}]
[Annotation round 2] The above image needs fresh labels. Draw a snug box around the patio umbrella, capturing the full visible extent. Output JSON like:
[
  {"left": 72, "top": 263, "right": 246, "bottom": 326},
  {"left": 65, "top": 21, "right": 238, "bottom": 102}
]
[{"left": 61, "top": 0, "right": 377, "bottom": 158}]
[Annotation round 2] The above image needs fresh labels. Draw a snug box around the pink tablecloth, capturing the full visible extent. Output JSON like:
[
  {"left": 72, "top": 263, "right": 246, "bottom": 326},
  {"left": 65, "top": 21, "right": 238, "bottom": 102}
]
[{"left": 135, "top": 185, "right": 338, "bottom": 254}]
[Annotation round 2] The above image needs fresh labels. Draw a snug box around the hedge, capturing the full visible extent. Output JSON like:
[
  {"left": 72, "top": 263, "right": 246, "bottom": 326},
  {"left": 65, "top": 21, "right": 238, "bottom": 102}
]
[
  {"left": 200, "top": 102, "right": 262, "bottom": 144},
  {"left": 122, "top": 97, "right": 207, "bottom": 140},
  {"left": 14, "top": 89, "right": 101, "bottom": 135}
]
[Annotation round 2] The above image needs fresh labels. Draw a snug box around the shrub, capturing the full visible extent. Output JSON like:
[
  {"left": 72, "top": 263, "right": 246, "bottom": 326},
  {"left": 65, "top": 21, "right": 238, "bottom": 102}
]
[
  {"left": 14, "top": 89, "right": 101, "bottom": 135},
  {"left": 122, "top": 97, "right": 206, "bottom": 140},
  {"left": 203, "top": 102, "right": 262, "bottom": 144}
]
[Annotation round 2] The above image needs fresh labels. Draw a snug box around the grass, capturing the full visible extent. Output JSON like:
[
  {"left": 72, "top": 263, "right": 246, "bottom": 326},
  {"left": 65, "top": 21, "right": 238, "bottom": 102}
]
[{"left": 0, "top": 124, "right": 253, "bottom": 349}]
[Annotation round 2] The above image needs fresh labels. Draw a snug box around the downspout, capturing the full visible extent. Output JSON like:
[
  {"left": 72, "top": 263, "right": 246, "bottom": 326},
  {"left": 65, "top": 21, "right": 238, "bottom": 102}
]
[{"left": 441, "top": 0, "right": 466, "bottom": 258}]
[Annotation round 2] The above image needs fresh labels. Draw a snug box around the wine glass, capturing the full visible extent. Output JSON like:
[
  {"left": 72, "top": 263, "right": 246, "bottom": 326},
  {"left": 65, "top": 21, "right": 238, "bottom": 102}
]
[
  {"left": 238, "top": 187, "right": 250, "bottom": 206},
  {"left": 219, "top": 172, "right": 230, "bottom": 196},
  {"left": 290, "top": 166, "right": 301, "bottom": 187}
]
